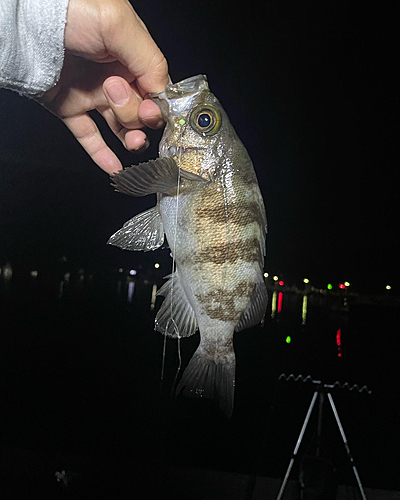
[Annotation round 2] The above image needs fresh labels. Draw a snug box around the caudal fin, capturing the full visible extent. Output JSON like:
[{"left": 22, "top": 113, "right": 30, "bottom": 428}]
[{"left": 175, "top": 347, "right": 236, "bottom": 417}]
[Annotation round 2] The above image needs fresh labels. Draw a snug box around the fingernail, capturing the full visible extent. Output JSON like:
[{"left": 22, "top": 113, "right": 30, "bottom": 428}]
[
  {"left": 142, "top": 116, "right": 165, "bottom": 129},
  {"left": 135, "top": 137, "right": 150, "bottom": 151},
  {"left": 105, "top": 82, "right": 129, "bottom": 105}
]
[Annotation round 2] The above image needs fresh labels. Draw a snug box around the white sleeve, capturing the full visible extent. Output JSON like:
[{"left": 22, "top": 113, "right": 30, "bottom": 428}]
[{"left": 0, "top": 0, "right": 70, "bottom": 97}]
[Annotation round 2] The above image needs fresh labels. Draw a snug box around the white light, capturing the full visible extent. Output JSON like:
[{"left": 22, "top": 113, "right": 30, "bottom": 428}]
[
  {"left": 30, "top": 270, "right": 38, "bottom": 278},
  {"left": 129, "top": 269, "right": 137, "bottom": 276},
  {"left": 303, "top": 278, "right": 310, "bottom": 284},
  {"left": 386, "top": 285, "right": 392, "bottom": 290},
  {"left": 273, "top": 275, "right": 279, "bottom": 281},
  {"left": 154, "top": 263, "right": 160, "bottom": 269},
  {"left": 263, "top": 272, "right": 269, "bottom": 278},
  {"left": 344, "top": 281, "right": 350, "bottom": 287}
]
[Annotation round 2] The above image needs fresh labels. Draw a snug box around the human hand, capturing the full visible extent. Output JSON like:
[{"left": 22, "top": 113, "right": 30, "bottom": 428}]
[{"left": 41, "top": 0, "right": 169, "bottom": 174}]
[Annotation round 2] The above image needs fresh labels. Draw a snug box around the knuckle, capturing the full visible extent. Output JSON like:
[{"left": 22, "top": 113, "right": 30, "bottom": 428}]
[
  {"left": 113, "top": 106, "right": 141, "bottom": 129},
  {"left": 99, "top": 0, "right": 134, "bottom": 35}
]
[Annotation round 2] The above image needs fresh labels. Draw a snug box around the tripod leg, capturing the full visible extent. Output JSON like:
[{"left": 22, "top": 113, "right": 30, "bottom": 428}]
[
  {"left": 276, "top": 391, "right": 319, "bottom": 500},
  {"left": 326, "top": 392, "right": 368, "bottom": 500}
]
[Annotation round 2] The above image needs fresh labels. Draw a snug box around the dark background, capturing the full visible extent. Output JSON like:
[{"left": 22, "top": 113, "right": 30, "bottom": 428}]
[
  {"left": 1, "top": 0, "right": 398, "bottom": 292},
  {"left": 1, "top": 1, "right": 399, "bottom": 496}
]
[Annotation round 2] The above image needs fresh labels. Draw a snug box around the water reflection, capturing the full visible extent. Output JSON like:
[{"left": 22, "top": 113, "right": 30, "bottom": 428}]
[
  {"left": 150, "top": 284, "right": 157, "bottom": 310},
  {"left": 58, "top": 272, "right": 71, "bottom": 299},
  {"left": 0, "top": 265, "right": 368, "bottom": 364},
  {"left": 127, "top": 281, "right": 135, "bottom": 303},
  {"left": 266, "top": 287, "right": 351, "bottom": 361},
  {"left": 1, "top": 262, "right": 13, "bottom": 282},
  {"left": 271, "top": 291, "right": 277, "bottom": 318},
  {"left": 270, "top": 290, "right": 288, "bottom": 319},
  {"left": 278, "top": 291, "right": 283, "bottom": 313},
  {"left": 336, "top": 328, "right": 342, "bottom": 357},
  {"left": 301, "top": 295, "right": 308, "bottom": 325}
]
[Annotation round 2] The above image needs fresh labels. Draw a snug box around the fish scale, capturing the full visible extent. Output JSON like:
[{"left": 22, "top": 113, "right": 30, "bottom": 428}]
[{"left": 108, "top": 75, "right": 268, "bottom": 417}]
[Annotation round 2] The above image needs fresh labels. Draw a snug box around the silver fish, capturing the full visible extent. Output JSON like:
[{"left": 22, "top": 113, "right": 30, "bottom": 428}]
[{"left": 108, "top": 75, "right": 267, "bottom": 416}]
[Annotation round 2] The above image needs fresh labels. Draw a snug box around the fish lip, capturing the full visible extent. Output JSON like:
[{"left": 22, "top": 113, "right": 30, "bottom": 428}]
[
  {"left": 167, "top": 145, "right": 198, "bottom": 157},
  {"left": 149, "top": 75, "right": 209, "bottom": 101}
]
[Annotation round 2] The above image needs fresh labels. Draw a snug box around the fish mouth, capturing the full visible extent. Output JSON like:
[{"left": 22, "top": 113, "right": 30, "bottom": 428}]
[
  {"left": 167, "top": 145, "right": 198, "bottom": 157},
  {"left": 150, "top": 75, "right": 209, "bottom": 101}
]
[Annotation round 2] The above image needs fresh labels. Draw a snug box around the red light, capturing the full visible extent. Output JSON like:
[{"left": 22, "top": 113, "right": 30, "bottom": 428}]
[
  {"left": 336, "top": 329, "right": 342, "bottom": 358},
  {"left": 339, "top": 283, "right": 345, "bottom": 289},
  {"left": 278, "top": 280, "right": 284, "bottom": 286},
  {"left": 278, "top": 292, "right": 283, "bottom": 313}
]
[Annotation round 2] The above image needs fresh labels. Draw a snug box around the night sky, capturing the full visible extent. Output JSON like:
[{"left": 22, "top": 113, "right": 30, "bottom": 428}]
[{"left": 0, "top": 1, "right": 397, "bottom": 292}]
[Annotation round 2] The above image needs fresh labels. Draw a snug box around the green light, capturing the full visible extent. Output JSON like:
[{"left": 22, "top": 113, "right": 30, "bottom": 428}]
[
  {"left": 303, "top": 278, "right": 310, "bottom": 284},
  {"left": 178, "top": 119, "right": 186, "bottom": 125},
  {"left": 273, "top": 275, "right": 279, "bottom": 281},
  {"left": 386, "top": 285, "right": 392, "bottom": 290},
  {"left": 286, "top": 336, "right": 291, "bottom": 344},
  {"left": 344, "top": 281, "right": 350, "bottom": 287},
  {"left": 327, "top": 283, "right": 333, "bottom": 290}
]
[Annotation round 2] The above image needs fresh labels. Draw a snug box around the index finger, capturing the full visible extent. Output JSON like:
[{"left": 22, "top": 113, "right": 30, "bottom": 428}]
[{"left": 64, "top": 113, "right": 123, "bottom": 174}]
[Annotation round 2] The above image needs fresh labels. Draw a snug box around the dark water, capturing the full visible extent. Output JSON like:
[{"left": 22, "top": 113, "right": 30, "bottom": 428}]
[{"left": 1, "top": 268, "right": 399, "bottom": 493}]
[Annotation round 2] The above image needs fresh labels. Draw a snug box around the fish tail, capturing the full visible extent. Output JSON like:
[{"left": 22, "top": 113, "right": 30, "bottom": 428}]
[{"left": 175, "top": 346, "right": 236, "bottom": 417}]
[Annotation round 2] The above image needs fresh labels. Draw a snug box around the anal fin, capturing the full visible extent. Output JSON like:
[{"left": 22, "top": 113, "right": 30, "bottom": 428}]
[{"left": 155, "top": 272, "right": 198, "bottom": 338}]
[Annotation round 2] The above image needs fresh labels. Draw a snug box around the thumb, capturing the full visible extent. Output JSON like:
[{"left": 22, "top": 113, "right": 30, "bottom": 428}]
[{"left": 103, "top": 76, "right": 164, "bottom": 130}]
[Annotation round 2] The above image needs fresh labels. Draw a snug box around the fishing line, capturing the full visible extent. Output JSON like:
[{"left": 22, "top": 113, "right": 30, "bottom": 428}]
[
  {"left": 172, "top": 335, "right": 182, "bottom": 396},
  {"left": 160, "top": 125, "right": 185, "bottom": 391},
  {"left": 170, "top": 134, "right": 184, "bottom": 391},
  {"left": 218, "top": 167, "right": 232, "bottom": 354},
  {"left": 160, "top": 333, "right": 167, "bottom": 392}
]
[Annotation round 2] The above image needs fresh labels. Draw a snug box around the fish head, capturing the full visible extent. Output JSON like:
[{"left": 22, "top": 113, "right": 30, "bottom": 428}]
[{"left": 151, "top": 75, "right": 241, "bottom": 179}]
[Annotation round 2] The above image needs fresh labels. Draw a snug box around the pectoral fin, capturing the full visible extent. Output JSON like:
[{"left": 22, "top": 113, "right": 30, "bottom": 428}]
[
  {"left": 155, "top": 272, "right": 198, "bottom": 338},
  {"left": 107, "top": 206, "right": 164, "bottom": 251},
  {"left": 111, "top": 157, "right": 207, "bottom": 197},
  {"left": 235, "top": 281, "right": 268, "bottom": 332}
]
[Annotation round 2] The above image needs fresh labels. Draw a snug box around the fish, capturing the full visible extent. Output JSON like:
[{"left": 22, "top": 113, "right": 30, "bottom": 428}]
[{"left": 108, "top": 75, "right": 267, "bottom": 417}]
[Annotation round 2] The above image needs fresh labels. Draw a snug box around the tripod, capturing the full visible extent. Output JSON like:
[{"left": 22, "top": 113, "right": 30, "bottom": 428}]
[{"left": 276, "top": 376, "right": 370, "bottom": 500}]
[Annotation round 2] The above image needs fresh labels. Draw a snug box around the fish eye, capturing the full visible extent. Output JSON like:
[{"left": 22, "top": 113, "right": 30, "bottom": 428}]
[
  {"left": 198, "top": 113, "right": 211, "bottom": 128},
  {"left": 190, "top": 105, "right": 221, "bottom": 136}
]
